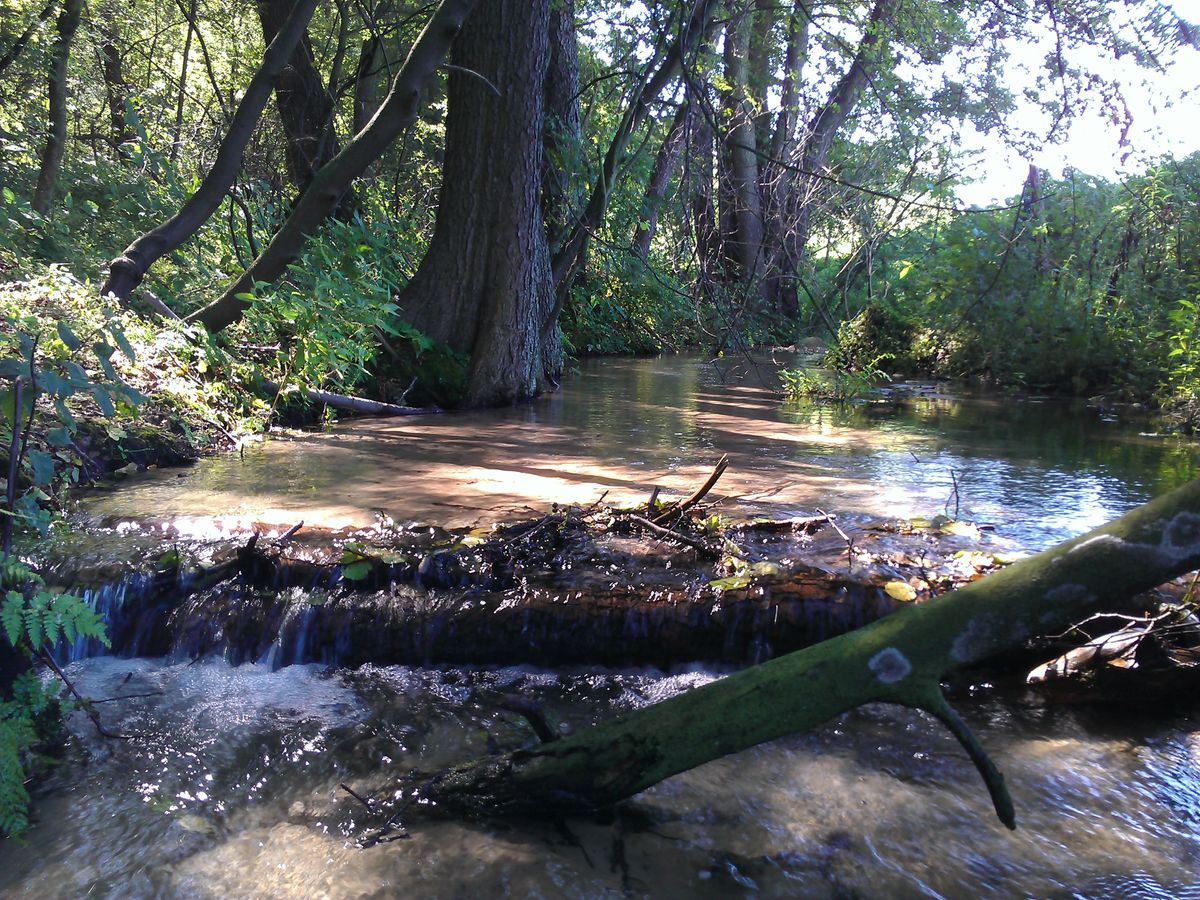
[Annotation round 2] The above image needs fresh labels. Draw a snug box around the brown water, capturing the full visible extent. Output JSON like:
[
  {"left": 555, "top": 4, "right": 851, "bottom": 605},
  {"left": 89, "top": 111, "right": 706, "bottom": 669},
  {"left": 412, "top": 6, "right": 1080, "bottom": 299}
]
[
  {"left": 77, "top": 354, "right": 1200, "bottom": 550},
  {"left": 6, "top": 355, "right": 1200, "bottom": 897}
]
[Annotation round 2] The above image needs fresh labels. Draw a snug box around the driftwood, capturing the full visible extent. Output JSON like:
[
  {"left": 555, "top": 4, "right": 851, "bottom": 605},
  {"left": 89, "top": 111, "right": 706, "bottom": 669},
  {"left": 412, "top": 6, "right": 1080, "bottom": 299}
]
[
  {"left": 652, "top": 454, "right": 729, "bottom": 524},
  {"left": 1026, "top": 602, "right": 1200, "bottom": 687},
  {"left": 620, "top": 514, "right": 721, "bottom": 558}
]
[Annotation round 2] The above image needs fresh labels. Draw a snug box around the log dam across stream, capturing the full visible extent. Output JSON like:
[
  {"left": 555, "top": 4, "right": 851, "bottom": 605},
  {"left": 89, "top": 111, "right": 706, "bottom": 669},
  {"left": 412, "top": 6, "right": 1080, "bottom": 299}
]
[{"left": 5, "top": 354, "right": 1200, "bottom": 897}]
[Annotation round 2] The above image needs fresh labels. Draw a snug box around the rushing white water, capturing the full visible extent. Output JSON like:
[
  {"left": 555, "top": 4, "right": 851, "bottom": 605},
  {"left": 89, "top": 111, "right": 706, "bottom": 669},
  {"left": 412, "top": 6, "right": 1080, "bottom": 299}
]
[{"left": 1, "top": 657, "right": 1198, "bottom": 898}]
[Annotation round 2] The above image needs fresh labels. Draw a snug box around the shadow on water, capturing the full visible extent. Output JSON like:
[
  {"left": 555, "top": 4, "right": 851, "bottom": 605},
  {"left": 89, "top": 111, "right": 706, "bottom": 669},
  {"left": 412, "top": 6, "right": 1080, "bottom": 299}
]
[
  {"left": 6, "top": 355, "right": 1200, "bottom": 897},
  {"left": 73, "top": 354, "right": 1200, "bottom": 549}
]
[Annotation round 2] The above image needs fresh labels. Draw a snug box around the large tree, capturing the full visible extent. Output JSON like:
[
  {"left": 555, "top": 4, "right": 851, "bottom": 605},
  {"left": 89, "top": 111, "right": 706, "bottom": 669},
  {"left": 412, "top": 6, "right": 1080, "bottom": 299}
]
[
  {"left": 395, "top": 0, "right": 558, "bottom": 406},
  {"left": 255, "top": 0, "right": 341, "bottom": 198},
  {"left": 30, "top": 0, "right": 83, "bottom": 215}
]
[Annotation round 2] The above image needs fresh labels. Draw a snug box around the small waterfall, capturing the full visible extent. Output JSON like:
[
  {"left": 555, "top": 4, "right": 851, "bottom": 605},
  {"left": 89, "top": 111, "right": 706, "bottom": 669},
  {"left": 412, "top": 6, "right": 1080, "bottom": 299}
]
[
  {"left": 57, "top": 569, "right": 186, "bottom": 663},
  {"left": 256, "top": 591, "right": 322, "bottom": 671},
  {"left": 45, "top": 539, "right": 904, "bottom": 670}
]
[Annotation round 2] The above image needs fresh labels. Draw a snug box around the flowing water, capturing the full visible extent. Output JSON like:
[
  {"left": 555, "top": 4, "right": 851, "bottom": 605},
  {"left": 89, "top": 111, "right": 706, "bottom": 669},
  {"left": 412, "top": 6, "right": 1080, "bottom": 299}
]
[
  {"left": 76, "top": 354, "right": 1200, "bottom": 547},
  {"left": 5, "top": 355, "right": 1200, "bottom": 897}
]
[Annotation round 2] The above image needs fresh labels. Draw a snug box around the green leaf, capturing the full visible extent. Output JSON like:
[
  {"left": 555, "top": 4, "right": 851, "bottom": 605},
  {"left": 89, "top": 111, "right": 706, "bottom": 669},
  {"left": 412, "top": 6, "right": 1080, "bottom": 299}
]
[
  {"left": 93, "top": 344, "right": 118, "bottom": 381},
  {"left": 709, "top": 574, "right": 752, "bottom": 592},
  {"left": 91, "top": 386, "right": 115, "bottom": 417},
  {"left": 62, "top": 360, "right": 90, "bottom": 386},
  {"left": 109, "top": 324, "right": 136, "bottom": 362},
  {"left": 27, "top": 450, "right": 54, "bottom": 487},
  {"left": 46, "top": 427, "right": 72, "bottom": 448},
  {"left": 1, "top": 592, "right": 23, "bottom": 647},
  {"left": 22, "top": 606, "right": 42, "bottom": 651},
  {"left": 0, "top": 387, "right": 27, "bottom": 429},
  {"left": 56, "top": 322, "right": 82, "bottom": 351},
  {"left": 341, "top": 560, "right": 371, "bottom": 581},
  {"left": 35, "top": 370, "right": 73, "bottom": 399},
  {"left": 53, "top": 397, "right": 75, "bottom": 427}
]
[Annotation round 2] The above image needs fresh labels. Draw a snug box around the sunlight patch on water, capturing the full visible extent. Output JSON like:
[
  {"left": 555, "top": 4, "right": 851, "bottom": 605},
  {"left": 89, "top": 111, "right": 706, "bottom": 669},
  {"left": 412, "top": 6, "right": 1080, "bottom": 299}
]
[{"left": 74, "top": 356, "right": 1198, "bottom": 550}]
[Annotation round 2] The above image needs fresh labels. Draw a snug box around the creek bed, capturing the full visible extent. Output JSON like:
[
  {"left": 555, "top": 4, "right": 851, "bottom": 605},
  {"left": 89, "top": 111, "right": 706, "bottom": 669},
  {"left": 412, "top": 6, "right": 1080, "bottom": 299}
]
[
  {"left": 6, "top": 355, "right": 1200, "bottom": 896},
  {"left": 1, "top": 657, "right": 1198, "bottom": 898}
]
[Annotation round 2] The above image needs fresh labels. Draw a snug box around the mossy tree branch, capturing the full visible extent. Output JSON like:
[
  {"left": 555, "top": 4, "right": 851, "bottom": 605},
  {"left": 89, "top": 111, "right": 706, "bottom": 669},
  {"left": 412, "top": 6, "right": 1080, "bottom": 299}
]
[{"left": 415, "top": 477, "right": 1200, "bottom": 827}]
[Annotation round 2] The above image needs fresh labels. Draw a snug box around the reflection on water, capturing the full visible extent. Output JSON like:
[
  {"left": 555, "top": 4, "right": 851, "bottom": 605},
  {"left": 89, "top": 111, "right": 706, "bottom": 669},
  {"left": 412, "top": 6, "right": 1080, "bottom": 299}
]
[
  {"left": 14, "top": 356, "right": 1200, "bottom": 897},
  {"left": 1, "top": 658, "right": 1197, "bottom": 898},
  {"left": 77, "top": 354, "right": 1199, "bottom": 550}
]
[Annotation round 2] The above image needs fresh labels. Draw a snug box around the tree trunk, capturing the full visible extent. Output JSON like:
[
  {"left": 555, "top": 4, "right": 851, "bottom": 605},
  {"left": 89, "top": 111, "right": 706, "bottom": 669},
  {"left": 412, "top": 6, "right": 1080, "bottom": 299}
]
[
  {"left": 185, "top": 0, "right": 476, "bottom": 333},
  {"left": 417, "top": 476, "right": 1200, "bottom": 825},
  {"left": 686, "top": 99, "right": 721, "bottom": 283},
  {"left": 760, "top": 2, "right": 810, "bottom": 317},
  {"left": 256, "top": 0, "right": 341, "bottom": 198},
  {"left": 719, "top": 4, "right": 765, "bottom": 285},
  {"left": 99, "top": 28, "right": 135, "bottom": 146},
  {"left": 396, "top": 0, "right": 556, "bottom": 406},
  {"left": 632, "top": 101, "right": 689, "bottom": 263},
  {"left": 792, "top": 0, "right": 895, "bottom": 264},
  {"left": 542, "top": 0, "right": 582, "bottom": 255},
  {"left": 31, "top": 0, "right": 82, "bottom": 215},
  {"left": 352, "top": 35, "right": 385, "bottom": 135},
  {"left": 0, "top": 0, "right": 58, "bottom": 79},
  {"left": 100, "top": 0, "right": 321, "bottom": 306}
]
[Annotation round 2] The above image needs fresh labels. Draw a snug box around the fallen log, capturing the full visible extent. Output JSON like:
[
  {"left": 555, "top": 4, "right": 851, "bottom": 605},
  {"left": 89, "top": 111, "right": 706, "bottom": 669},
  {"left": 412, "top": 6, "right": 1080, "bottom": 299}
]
[
  {"left": 257, "top": 379, "right": 440, "bottom": 417},
  {"left": 406, "top": 477, "right": 1200, "bottom": 829}
]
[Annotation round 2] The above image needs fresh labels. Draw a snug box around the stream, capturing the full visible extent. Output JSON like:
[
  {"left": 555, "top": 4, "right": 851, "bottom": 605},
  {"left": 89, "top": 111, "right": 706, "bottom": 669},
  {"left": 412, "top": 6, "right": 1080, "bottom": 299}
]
[{"left": 4, "top": 354, "right": 1200, "bottom": 898}]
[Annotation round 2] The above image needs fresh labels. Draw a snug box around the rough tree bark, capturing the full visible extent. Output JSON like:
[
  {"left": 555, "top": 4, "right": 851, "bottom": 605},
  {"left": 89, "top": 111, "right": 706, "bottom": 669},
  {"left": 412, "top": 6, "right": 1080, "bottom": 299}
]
[
  {"left": 352, "top": 34, "right": 385, "bottom": 135},
  {"left": 31, "top": 0, "right": 82, "bottom": 215},
  {"left": 631, "top": 101, "right": 690, "bottom": 263},
  {"left": 396, "top": 0, "right": 556, "bottom": 406},
  {"left": 416, "top": 477, "right": 1200, "bottom": 826},
  {"left": 686, "top": 97, "right": 721, "bottom": 283},
  {"left": 760, "top": 2, "right": 810, "bottom": 316},
  {"left": 256, "top": 0, "right": 341, "bottom": 197},
  {"left": 185, "top": 0, "right": 476, "bottom": 333},
  {"left": 719, "top": 2, "right": 765, "bottom": 285},
  {"left": 100, "top": 0, "right": 322, "bottom": 305},
  {"left": 99, "top": 27, "right": 135, "bottom": 146}
]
